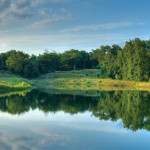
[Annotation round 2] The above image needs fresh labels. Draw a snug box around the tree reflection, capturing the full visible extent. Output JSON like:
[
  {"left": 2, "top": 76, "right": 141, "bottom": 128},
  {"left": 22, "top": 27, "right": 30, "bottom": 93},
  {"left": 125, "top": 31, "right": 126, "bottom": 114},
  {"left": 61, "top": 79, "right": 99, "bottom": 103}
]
[
  {"left": 0, "top": 90, "right": 149, "bottom": 131},
  {"left": 92, "top": 91, "right": 150, "bottom": 131}
]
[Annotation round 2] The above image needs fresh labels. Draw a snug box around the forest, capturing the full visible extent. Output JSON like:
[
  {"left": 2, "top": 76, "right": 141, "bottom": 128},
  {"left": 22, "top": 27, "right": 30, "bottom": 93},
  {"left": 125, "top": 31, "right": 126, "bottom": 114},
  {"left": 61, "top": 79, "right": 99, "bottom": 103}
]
[{"left": 0, "top": 38, "right": 149, "bottom": 81}]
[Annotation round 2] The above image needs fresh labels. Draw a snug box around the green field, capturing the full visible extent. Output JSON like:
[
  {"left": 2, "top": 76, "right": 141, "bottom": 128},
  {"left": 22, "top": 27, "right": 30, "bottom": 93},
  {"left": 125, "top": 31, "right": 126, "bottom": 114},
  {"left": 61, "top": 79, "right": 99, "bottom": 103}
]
[
  {"left": 36, "top": 69, "right": 106, "bottom": 79},
  {"left": 0, "top": 71, "right": 34, "bottom": 92},
  {"left": 36, "top": 69, "right": 150, "bottom": 91},
  {"left": 0, "top": 69, "right": 150, "bottom": 92}
]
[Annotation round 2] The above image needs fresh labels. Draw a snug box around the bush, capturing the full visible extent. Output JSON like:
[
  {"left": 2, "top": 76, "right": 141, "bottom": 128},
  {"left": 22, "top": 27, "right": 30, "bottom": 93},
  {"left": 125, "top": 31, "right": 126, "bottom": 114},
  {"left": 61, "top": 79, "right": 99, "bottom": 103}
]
[{"left": 97, "top": 74, "right": 100, "bottom": 78}]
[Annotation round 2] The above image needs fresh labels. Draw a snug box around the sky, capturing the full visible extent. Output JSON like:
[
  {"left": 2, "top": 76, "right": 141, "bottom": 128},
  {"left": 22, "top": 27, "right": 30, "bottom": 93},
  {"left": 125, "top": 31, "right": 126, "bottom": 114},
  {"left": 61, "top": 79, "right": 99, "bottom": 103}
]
[{"left": 0, "top": 0, "right": 150, "bottom": 55}]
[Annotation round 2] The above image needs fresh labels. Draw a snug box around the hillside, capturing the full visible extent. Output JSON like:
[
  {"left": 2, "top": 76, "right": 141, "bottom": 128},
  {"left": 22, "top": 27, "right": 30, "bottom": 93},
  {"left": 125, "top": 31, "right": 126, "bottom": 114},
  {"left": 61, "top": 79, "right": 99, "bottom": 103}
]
[
  {"left": 35, "top": 69, "right": 150, "bottom": 91},
  {"left": 0, "top": 71, "right": 33, "bottom": 92}
]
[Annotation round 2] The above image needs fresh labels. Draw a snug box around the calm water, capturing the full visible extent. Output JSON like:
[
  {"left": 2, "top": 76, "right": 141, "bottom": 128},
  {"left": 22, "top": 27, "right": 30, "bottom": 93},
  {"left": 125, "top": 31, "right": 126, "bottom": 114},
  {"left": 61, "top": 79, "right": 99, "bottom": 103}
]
[{"left": 0, "top": 89, "right": 150, "bottom": 150}]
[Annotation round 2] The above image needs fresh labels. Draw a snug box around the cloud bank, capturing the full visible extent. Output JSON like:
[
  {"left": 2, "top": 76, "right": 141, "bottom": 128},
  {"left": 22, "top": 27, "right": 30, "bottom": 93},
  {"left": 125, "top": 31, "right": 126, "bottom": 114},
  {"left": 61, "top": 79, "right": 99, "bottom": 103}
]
[{"left": 0, "top": 0, "right": 71, "bottom": 23}]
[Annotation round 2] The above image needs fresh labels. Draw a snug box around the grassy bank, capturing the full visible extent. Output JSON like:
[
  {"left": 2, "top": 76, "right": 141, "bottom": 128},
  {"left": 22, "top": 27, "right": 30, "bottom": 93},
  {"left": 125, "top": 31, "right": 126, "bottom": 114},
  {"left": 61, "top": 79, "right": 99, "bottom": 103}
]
[
  {"left": 1, "top": 69, "right": 150, "bottom": 92},
  {"left": 0, "top": 71, "right": 34, "bottom": 92},
  {"left": 36, "top": 69, "right": 150, "bottom": 91}
]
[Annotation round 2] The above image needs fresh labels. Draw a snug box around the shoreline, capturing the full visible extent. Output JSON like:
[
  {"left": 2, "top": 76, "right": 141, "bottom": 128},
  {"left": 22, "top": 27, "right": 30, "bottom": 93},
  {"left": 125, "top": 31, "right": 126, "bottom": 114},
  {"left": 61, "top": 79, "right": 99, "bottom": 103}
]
[{"left": 37, "top": 78, "right": 150, "bottom": 91}]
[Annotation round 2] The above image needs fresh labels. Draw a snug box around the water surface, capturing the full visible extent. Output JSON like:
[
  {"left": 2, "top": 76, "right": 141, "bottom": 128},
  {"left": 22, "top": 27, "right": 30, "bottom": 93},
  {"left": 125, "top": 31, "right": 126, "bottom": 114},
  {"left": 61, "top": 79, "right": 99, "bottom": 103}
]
[{"left": 0, "top": 89, "right": 150, "bottom": 150}]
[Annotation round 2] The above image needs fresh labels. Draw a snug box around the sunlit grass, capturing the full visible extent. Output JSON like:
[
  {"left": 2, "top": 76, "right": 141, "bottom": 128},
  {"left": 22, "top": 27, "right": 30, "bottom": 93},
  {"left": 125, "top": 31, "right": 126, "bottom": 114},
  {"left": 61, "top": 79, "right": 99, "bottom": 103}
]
[
  {"left": 36, "top": 69, "right": 150, "bottom": 91},
  {"left": 0, "top": 73, "right": 34, "bottom": 91}
]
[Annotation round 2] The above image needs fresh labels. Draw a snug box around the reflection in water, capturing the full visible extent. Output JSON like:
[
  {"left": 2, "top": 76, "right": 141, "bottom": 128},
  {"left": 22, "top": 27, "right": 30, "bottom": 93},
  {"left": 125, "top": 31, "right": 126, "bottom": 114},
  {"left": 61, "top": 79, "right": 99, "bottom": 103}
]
[
  {"left": 0, "top": 89, "right": 150, "bottom": 150},
  {"left": 0, "top": 89, "right": 149, "bottom": 131}
]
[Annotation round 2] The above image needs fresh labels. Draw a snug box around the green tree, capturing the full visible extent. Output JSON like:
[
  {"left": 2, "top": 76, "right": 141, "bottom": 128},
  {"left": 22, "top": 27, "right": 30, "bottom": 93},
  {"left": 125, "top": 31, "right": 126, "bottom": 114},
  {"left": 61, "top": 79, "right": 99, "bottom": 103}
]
[
  {"left": 38, "top": 51, "right": 60, "bottom": 74},
  {"left": 23, "top": 55, "right": 40, "bottom": 78},
  {"left": 60, "top": 49, "right": 82, "bottom": 70},
  {"left": 6, "top": 51, "right": 29, "bottom": 75}
]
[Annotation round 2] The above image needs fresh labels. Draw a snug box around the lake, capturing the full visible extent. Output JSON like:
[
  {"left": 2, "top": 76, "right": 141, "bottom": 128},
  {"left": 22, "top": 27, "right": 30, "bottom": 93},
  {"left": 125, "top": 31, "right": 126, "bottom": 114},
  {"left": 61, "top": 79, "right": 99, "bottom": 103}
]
[{"left": 0, "top": 89, "right": 150, "bottom": 150}]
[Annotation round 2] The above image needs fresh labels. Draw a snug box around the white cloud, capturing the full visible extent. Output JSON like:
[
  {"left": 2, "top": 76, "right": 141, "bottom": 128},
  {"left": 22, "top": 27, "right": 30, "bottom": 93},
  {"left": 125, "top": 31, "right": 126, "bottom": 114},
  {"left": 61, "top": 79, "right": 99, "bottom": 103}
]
[
  {"left": 0, "top": 0, "right": 71, "bottom": 23},
  {"left": 60, "top": 8, "right": 67, "bottom": 12},
  {"left": 30, "top": 127, "right": 72, "bottom": 140},
  {"left": 0, "top": 0, "right": 33, "bottom": 23},
  {"left": 0, "top": 32, "right": 131, "bottom": 55},
  {"left": 0, "top": 131, "right": 32, "bottom": 150},
  {"left": 32, "top": 16, "right": 71, "bottom": 28},
  {"left": 31, "top": 0, "right": 71, "bottom": 6},
  {"left": 138, "top": 22, "right": 145, "bottom": 25},
  {"left": 60, "top": 123, "right": 129, "bottom": 134},
  {"left": 60, "top": 22, "right": 134, "bottom": 32}
]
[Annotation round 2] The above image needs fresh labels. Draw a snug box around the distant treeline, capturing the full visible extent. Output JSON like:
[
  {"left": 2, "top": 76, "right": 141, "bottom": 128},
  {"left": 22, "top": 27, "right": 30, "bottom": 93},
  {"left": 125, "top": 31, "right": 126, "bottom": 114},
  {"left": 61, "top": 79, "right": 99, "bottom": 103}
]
[
  {"left": 0, "top": 38, "right": 150, "bottom": 81},
  {"left": 0, "top": 49, "right": 97, "bottom": 78}
]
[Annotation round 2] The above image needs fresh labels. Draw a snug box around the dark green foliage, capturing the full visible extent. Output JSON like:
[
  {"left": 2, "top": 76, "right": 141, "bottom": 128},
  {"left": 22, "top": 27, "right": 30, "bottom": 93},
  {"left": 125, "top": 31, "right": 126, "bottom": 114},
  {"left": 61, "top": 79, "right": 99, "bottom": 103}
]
[
  {"left": 97, "top": 45, "right": 122, "bottom": 79},
  {"left": 0, "top": 49, "right": 93, "bottom": 78},
  {"left": 96, "top": 38, "right": 150, "bottom": 81},
  {"left": 90, "top": 49, "right": 101, "bottom": 68},
  {"left": 0, "top": 53, "right": 9, "bottom": 70},
  {"left": 60, "top": 49, "right": 91, "bottom": 70},
  {"left": 122, "top": 38, "right": 149, "bottom": 81},
  {"left": 0, "top": 38, "right": 149, "bottom": 81},
  {"left": 6, "top": 50, "right": 29, "bottom": 75},
  {"left": 23, "top": 55, "right": 40, "bottom": 78},
  {"left": 38, "top": 51, "right": 60, "bottom": 74}
]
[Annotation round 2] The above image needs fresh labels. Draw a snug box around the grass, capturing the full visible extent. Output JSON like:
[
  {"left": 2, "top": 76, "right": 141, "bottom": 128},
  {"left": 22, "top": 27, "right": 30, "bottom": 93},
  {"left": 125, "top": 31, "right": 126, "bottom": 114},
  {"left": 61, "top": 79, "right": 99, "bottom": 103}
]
[
  {"left": 0, "top": 69, "right": 149, "bottom": 93},
  {"left": 37, "top": 69, "right": 107, "bottom": 79},
  {"left": 36, "top": 69, "right": 150, "bottom": 91},
  {"left": 0, "top": 71, "right": 34, "bottom": 92}
]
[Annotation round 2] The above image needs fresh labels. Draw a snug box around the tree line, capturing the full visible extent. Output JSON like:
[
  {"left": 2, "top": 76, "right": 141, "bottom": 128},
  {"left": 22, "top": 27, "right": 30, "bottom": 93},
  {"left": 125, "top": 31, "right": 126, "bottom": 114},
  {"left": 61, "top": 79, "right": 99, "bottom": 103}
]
[
  {"left": 0, "top": 38, "right": 149, "bottom": 81},
  {"left": 0, "top": 49, "right": 98, "bottom": 78},
  {"left": 97, "top": 38, "right": 150, "bottom": 81}
]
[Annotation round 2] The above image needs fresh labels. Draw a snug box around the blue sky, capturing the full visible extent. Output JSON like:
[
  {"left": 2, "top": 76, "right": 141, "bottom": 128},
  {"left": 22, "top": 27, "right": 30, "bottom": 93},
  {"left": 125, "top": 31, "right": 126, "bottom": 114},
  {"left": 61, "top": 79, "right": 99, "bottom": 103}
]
[{"left": 0, "top": 0, "right": 150, "bottom": 55}]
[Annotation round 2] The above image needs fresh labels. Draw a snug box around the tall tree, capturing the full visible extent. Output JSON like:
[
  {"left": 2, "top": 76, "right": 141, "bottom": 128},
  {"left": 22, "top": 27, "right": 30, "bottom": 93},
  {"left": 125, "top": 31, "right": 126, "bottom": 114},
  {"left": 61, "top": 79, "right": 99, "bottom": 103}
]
[
  {"left": 38, "top": 51, "right": 60, "bottom": 74},
  {"left": 6, "top": 51, "right": 29, "bottom": 75}
]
